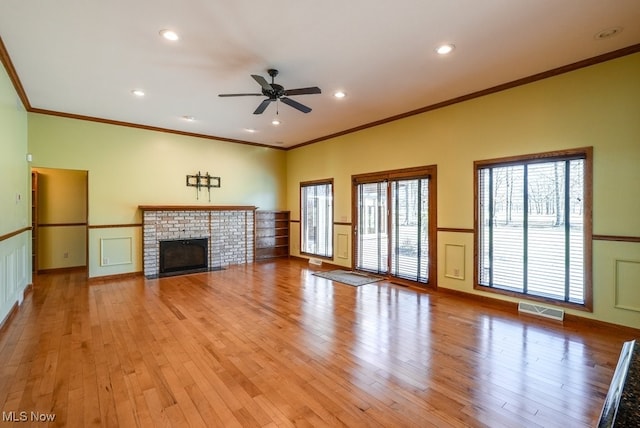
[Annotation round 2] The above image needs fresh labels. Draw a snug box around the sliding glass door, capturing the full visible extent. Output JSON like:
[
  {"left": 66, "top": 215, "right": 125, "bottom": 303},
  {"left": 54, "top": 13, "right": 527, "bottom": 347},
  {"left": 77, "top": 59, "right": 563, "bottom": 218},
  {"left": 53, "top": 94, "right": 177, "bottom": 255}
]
[
  {"left": 353, "top": 166, "right": 436, "bottom": 285},
  {"left": 355, "top": 181, "right": 388, "bottom": 274}
]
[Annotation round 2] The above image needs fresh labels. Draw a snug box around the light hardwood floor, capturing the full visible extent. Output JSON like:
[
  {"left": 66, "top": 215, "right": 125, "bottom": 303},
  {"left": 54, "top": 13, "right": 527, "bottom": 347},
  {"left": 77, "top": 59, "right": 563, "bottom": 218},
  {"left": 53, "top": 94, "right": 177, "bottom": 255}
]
[{"left": 0, "top": 259, "right": 637, "bottom": 427}]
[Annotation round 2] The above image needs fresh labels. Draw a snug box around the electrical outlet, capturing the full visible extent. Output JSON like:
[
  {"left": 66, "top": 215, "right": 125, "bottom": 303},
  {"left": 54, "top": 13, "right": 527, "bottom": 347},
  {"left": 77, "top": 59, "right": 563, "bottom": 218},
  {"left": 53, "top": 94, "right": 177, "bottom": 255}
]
[
  {"left": 63, "top": 252, "right": 69, "bottom": 259},
  {"left": 103, "top": 257, "right": 109, "bottom": 266}
]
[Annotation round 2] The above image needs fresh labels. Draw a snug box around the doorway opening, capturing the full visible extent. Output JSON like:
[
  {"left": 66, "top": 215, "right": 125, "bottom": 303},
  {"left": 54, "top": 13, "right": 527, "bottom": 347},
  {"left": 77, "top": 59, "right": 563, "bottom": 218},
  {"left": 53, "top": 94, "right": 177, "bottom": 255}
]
[{"left": 31, "top": 167, "right": 88, "bottom": 273}]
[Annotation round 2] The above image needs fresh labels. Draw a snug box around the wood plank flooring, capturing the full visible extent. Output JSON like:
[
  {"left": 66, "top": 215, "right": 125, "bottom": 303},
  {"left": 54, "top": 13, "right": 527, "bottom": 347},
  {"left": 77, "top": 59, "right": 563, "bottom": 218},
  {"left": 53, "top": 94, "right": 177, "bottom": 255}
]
[{"left": 0, "top": 259, "right": 637, "bottom": 427}]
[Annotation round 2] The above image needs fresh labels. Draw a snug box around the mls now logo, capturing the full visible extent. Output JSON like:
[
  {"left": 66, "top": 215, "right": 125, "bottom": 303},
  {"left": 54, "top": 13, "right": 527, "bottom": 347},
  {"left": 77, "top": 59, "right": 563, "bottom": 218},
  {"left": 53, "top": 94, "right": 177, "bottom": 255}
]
[{"left": 2, "top": 411, "right": 56, "bottom": 422}]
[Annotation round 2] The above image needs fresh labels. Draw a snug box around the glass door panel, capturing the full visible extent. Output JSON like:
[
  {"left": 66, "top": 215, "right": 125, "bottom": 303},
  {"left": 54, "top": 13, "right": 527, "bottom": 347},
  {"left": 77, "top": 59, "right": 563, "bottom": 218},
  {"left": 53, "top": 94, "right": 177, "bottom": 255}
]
[
  {"left": 355, "top": 182, "right": 388, "bottom": 274},
  {"left": 390, "top": 178, "right": 429, "bottom": 283}
]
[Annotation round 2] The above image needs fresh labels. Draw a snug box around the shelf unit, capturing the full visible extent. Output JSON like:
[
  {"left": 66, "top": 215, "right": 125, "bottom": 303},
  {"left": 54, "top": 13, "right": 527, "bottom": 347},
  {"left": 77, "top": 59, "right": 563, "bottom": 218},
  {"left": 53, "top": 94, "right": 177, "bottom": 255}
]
[
  {"left": 255, "top": 210, "right": 290, "bottom": 261},
  {"left": 31, "top": 171, "right": 38, "bottom": 273}
]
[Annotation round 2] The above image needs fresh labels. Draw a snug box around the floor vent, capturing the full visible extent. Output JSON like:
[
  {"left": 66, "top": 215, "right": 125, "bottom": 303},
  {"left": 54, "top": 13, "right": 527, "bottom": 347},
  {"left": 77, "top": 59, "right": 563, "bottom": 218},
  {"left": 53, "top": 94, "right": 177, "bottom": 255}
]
[
  {"left": 308, "top": 258, "right": 323, "bottom": 266},
  {"left": 518, "top": 302, "right": 564, "bottom": 321}
]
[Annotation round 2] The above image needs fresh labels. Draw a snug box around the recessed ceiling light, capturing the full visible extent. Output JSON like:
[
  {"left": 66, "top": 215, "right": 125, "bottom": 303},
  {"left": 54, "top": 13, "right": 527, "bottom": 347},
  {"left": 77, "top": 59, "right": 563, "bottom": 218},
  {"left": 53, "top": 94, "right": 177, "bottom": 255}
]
[
  {"left": 594, "top": 27, "right": 623, "bottom": 40},
  {"left": 131, "top": 89, "right": 145, "bottom": 97},
  {"left": 436, "top": 44, "right": 455, "bottom": 55},
  {"left": 182, "top": 115, "right": 195, "bottom": 122},
  {"left": 159, "top": 29, "right": 179, "bottom": 41},
  {"left": 244, "top": 128, "right": 257, "bottom": 133},
  {"left": 334, "top": 91, "right": 346, "bottom": 99}
]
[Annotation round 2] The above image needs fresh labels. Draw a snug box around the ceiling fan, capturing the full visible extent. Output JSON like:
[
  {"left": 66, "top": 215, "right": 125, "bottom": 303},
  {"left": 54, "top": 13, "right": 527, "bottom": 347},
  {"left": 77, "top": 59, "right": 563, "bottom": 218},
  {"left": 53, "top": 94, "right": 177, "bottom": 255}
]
[{"left": 218, "top": 69, "right": 321, "bottom": 115}]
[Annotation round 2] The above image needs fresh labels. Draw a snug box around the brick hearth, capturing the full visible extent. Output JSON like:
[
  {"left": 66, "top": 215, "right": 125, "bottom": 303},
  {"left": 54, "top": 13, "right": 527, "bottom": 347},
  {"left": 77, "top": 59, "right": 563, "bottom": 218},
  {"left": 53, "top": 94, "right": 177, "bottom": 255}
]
[{"left": 140, "top": 205, "right": 256, "bottom": 277}]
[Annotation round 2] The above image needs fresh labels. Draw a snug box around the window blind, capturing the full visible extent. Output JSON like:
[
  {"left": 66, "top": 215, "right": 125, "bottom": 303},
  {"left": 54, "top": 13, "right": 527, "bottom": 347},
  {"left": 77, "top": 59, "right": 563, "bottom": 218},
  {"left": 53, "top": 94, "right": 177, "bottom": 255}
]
[
  {"left": 356, "top": 181, "right": 388, "bottom": 274},
  {"left": 477, "top": 157, "right": 585, "bottom": 304},
  {"left": 301, "top": 181, "right": 333, "bottom": 258},
  {"left": 391, "top": 178, "right": 429, "bottom": 283}
]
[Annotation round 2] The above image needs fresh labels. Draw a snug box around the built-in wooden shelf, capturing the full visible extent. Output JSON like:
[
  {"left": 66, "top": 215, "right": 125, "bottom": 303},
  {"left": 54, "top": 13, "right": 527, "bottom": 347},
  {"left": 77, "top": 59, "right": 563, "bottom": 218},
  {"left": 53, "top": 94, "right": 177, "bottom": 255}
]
[{"left": 255, "top": 211, "right": 290, "bottom": 261}]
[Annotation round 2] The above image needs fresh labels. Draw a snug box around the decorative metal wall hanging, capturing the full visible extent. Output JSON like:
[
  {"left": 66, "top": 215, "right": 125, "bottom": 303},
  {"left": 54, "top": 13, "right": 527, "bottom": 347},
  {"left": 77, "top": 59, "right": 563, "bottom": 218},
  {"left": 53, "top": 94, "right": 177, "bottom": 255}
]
[{"left": 186, "top": 171, "right": 221, "bottom": 202}]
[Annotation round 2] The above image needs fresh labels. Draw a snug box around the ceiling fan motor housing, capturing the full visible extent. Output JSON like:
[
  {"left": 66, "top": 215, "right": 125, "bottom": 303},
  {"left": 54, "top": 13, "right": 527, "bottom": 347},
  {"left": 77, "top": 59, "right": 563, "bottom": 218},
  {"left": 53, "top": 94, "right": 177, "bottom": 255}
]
[{"left": 264, "top": 83, "right": 285, "bottom": 99}]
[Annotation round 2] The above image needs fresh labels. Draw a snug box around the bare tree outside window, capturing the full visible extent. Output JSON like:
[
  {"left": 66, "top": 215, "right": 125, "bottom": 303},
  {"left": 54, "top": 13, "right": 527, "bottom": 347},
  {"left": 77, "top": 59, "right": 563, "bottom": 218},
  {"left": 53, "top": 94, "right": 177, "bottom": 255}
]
[{"left": 475, "top": 149, "right": 591, "bottom": 307}]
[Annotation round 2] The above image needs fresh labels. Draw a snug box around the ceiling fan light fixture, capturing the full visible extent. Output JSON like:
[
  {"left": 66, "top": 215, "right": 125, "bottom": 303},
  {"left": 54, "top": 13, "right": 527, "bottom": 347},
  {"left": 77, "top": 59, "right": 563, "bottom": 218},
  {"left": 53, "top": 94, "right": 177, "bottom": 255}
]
[
  {"left": 271, "top": 118, "right": 281, "bottom": 126},
  {"left": 333, "top": 91, "right": 346, "bottom": 98},
  {"left": 159, "top": 29, "right": 179, "bottom": 41},
  {"left": 436, "top": 44, "right": 455, "bottom": 55},
  {"left": 594, "top": 26, "right": 622, "bottom": 40}
]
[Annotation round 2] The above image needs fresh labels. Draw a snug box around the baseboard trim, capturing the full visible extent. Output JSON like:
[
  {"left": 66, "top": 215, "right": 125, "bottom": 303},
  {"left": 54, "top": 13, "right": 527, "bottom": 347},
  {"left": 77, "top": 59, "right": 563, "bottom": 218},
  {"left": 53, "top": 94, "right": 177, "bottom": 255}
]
[
  {"left": 88, "top": 271, "right": 143, "bottom": 283},
  {"left": 0, "top": 302, "right": 19, "bottom": 336},
  {"left": 437, "top": 286, "right": 640, "bottom": 334},
  {"left": 23, "top": 283, "right": 33, "bottom": 300},
  {"left": 0, "top": 283, "right": 34, "bottom": 336},
  {"left": 37, "top": 266, "right": 87, "bottom": 275},
  {"left": 563, "top": 312, "right": 640, "bottom": 337},
  {"left": 289, "top": 255, "right": 347, "bottom": 271},
  {"left": 437, "top": 286, "right": 518, "bottom": 310}
]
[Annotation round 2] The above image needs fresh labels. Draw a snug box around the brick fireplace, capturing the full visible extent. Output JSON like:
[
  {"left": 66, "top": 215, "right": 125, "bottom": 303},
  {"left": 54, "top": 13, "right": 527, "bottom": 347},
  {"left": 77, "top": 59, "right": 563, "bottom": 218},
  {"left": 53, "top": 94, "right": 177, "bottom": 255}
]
[{"left": 140, "top": 205, "right": 256, "bottom": 278}]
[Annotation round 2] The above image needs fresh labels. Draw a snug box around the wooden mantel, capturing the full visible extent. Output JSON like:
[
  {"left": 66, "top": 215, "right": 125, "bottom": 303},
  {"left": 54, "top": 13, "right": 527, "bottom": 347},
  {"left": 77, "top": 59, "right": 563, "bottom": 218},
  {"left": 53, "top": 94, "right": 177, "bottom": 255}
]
[{"left": 139, "top": 205, "right": 257, "bottom": 211}]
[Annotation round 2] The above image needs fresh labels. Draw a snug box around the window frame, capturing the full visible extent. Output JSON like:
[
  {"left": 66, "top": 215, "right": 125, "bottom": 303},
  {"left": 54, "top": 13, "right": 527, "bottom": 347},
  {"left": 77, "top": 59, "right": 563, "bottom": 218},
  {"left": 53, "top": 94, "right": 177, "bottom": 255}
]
[
  {"left": 300, "top": 179, "right": 334, "bottom": 259},
  {"left": 473, "top": 147, "right": 593, "bottom": 311}
]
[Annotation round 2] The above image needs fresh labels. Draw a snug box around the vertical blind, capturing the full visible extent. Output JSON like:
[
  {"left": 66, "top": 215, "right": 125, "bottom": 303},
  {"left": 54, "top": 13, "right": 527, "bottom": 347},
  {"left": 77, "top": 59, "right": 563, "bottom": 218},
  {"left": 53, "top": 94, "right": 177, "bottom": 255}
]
[
  {"left": 301, "top": 182, "right": 333, "bottom": 257},
  {"left": 478, "top": 157, "right": 585, "bottom": 304},
  {"left": 356, "top": 181, "right": 388, "bottom": 274},
  {"left": 355, "top": 177, "right": 430, "bottom": 283},
  {"left": 391, "top": 178, "right": 429, "bottom": 283}
]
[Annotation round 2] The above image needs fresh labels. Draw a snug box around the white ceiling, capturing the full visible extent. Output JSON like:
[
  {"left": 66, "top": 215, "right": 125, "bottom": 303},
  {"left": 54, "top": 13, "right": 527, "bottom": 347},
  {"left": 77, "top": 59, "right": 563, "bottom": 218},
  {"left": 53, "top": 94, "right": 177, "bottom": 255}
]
[{"left": 1, "top": 1, "right": 639, "bottom": 148}]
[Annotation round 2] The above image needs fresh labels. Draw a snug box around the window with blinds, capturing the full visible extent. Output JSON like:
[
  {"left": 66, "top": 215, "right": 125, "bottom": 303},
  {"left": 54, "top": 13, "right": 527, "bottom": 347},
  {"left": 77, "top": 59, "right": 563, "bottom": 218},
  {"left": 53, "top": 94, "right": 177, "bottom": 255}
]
[
  {"left": 301, "top": 180, "right": 333, "bottom": 258},
  {"left": 475, "top": 148, "right": 592, "bottom": 307}
]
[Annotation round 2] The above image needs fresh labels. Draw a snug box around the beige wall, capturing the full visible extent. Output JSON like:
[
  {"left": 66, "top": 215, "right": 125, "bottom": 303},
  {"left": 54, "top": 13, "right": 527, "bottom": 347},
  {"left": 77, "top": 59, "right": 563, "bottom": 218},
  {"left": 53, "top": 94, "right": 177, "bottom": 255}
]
[
  {"left": 286, "top": 53, "right": 640, "bottom": 328},
  {"left": 0, "top": 69, "right": 29, "bottom": 236},
  {"left": 0, "top": 56, "right": 30, "bottom": 323},
  {"left": 28, "top": 114, "right": 287, "bottom": 277}
]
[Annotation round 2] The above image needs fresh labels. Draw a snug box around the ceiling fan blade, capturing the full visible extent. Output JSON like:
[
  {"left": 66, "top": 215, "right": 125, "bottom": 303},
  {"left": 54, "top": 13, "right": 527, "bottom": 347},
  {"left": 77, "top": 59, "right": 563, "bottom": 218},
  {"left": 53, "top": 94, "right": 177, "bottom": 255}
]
[
  {"left": 284, "top": 87, "right": 322, "bottom": 96},
  {"left": 251, "top": 74, "right": 273, "bottom": 91},
  {"left": 281, "top": 97, "right": 312, "bottom": 113},
  {"left": 253, "top": 99, "right": 274, "bottom": 114},
  {"left": 218, "top": 93, "right": 262, "bottom": 97}
]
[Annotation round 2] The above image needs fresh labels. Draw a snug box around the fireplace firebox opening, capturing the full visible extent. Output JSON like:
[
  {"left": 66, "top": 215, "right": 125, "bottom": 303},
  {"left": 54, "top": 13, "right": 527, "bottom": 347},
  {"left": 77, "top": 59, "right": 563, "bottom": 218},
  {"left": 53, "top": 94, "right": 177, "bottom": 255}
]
[{"left": 159, "top": 238, "right": 208, "bottom": 276}]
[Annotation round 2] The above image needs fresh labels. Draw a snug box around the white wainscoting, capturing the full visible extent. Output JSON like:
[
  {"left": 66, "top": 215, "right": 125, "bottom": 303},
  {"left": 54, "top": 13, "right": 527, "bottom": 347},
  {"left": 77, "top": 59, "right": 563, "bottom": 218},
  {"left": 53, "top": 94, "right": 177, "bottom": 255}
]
[{"left": 0, "top": 231, "right": 30, "bottom": 324}]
